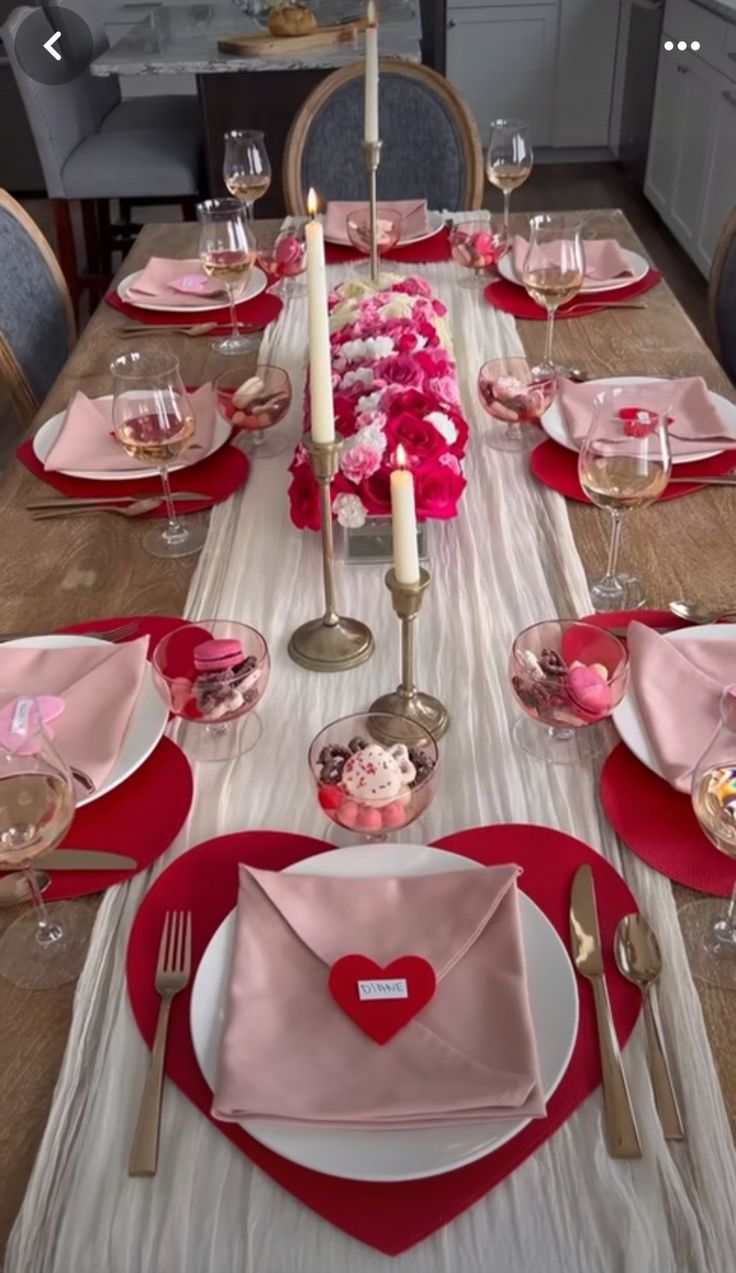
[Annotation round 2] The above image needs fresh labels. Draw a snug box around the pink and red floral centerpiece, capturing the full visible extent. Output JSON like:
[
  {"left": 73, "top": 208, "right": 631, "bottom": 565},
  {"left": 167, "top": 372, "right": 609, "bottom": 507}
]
[{"left": 287, "top": 276, "right": 469, "bottom": 532}]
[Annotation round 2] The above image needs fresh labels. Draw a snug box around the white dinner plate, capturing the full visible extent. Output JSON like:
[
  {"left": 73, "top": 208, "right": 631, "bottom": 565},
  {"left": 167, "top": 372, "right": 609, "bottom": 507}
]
[
  {"left": 33, "top": 396, "right": 231, "bottom": 483},
  {"left": 117, "top": 265, "right": 267, "bottom": 313},
  {"left": 0, "top": 634, "right": 167, "bottom": 807},
  {"left": 613, "top": 623, "right": 736, "bottom": 778},
  {"left": 540, "top": 376, "right": 736, "bottom": 466},
  {"left": 323, "top": 209, "right": 445, "bottom": 248},
  {"left": 190, "top": 841, "right": 579, "bottom": 1183},
  {"left": 497, "top": 245, "right": 649, "bottom": 295}
]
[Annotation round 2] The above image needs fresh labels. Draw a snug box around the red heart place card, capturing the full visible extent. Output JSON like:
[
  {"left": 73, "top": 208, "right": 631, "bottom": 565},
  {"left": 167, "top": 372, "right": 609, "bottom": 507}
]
[{"left": 328, "top": 954, "right": 437, "bottom": 1044}]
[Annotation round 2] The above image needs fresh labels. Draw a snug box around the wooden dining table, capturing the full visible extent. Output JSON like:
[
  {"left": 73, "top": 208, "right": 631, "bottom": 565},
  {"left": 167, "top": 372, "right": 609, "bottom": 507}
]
[{"left": 1, "top": 209, "right": 735, "bottom": 1259}]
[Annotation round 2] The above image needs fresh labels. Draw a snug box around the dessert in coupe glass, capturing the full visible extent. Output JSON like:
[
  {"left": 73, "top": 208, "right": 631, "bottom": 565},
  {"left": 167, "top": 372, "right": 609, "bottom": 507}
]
[
  {"left": 309, "top": 711, "right": 439, "bottom": 842},
  {"left": 578, "top": 386, "right": 672, "bottom": 611},
  {"left": 679, "top": 687, "right": 736, "bottom": 989},
  {"left": 509, "top": 620, "right": 629, "bottom": 764},
  {"left": 0, "top": 695, "right": 89, "bottom": 989},
  {"left": 259, "top": 223, "right": 307, "bottom": 299},
  {"left": 478, "top": 357, "right": 556, "bottom": 452},
  {"left": 111, "top": 349, "right": 207, "bottom": 559},
  {"left": 214, "top": 364, "right": 292, "bottom": 458},
  {"left": 152, "top": 620, "right": 270, "bottom": 762},
  {"left": 450, "top": 220, "right": 504, "bottom": 288},
  {"left": 345, "top": 206, "right": 402, "bottom": 272}
]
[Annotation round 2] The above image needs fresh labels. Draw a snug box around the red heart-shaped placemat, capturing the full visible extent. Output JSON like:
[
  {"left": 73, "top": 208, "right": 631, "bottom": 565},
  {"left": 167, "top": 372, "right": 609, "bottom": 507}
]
[
  {"left": 104, "top": 286, "right": 283, "bottom": 329},
  {"left": 485, "top": 269, "right": 662, "bottom": 320},
  {"left": 530, "top": 438, "right": 736, "bottom": 502},
  {"left": 328, "top": 954, "right": 437, "bottom": 1044},
  {"left": 126, "top": 824, "right": 640, "bottom": 1255},
  {"left": 601, "top": 743, "right": 735, "bottom": 896}
]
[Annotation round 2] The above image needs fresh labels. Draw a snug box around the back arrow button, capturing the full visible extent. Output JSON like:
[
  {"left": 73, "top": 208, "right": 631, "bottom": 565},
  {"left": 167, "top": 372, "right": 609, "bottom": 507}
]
[{"left": 43, "top": 31, "right": 62, "bottom": 61}]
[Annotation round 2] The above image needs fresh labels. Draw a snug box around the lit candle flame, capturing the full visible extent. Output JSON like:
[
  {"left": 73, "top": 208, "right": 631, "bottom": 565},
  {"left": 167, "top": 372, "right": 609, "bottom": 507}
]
[
  {"left": 307, "top": 187, "right": 318, "bottom": 219},
  {"left": 395, "top": 444, "right": 408, "bottom": 469},
  {"left": 367, "top": 0, "right": 377, "bottom": 26}
]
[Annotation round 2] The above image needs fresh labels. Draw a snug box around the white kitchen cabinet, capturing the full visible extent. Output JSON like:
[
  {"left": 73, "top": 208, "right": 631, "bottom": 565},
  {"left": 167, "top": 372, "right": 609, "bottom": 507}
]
[
  {"left": 646, "top": 21, "right": 736, "bottom": 276},
  {"left": 446, "top": 5, "right": 558, "bottom": 146},
  {"left": 553, "top": 0, "right": 620, "bottom": 146}
]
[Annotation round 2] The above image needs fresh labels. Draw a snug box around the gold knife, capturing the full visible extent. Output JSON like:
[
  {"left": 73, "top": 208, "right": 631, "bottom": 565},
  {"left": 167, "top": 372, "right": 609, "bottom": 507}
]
[
  {"left": 34, "top": 849, "right": 136, "bottom": 871},
  {"left": 569, "top": 864, "right": 642, "bottom": 1158}
]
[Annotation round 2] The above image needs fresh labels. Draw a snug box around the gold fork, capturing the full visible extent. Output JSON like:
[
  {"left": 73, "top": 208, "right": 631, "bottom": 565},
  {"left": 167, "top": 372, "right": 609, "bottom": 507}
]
[
  {"left": 128, "top": 909, "right": 192, "bottom": 1177},
  {"left": 0, "top": 620, "right": 139, "bottom": 644}
]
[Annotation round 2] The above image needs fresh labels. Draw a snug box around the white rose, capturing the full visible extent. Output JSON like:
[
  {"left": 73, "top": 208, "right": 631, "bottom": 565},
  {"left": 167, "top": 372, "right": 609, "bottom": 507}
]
[
  {"left": 424, "top": 410, "right": 458, "bottom": 446},
  {"left": 333, "top": 492, "right": 367, "bottom": 529}
]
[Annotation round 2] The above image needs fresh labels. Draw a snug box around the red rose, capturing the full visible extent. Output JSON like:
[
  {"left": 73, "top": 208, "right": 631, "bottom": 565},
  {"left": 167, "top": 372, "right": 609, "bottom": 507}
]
[
  {"left": 288, "top": 462, "right": 321, "bottom": 531},
  {"left": 385, "top": 387, "right": 434, "bottom": 416},
  {"left": 361, "top": 468, "right": 392, "bottom": 514},
  {"left": 386, "top": 411, "right": 446, "bottom": 469},
  {"left": 414, "top": 463, "right": 467, "bottom": 520}
]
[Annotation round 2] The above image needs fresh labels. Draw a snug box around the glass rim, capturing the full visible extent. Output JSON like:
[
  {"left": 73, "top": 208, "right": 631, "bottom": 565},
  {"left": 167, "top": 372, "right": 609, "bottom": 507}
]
[
  {"left": 346, "top": 205, "right": 403, "bottom": 223},
  {"left": 109, "top": 349, "right": 181, "bottom": 380},
  {"left": 213, "top": 363, "right": 290, "bottom": 390},
  {"left": 478, "top": 357, "right": 556, "bottom": 385},
  {"left": 488, "top": 117, "right": 529, "bottom": 129},
  {"left": 511, "top": 619, "right": 629, "bottom": 675},
  {"left": 223, "top": 129, "right": 265, "bottom": 141},
  {"left": 307, "top": 710, "right": 439, "bottom": 787},
  {"left": 152, "top": 621, "right": 269, "bottom": 683},
  {"left": 196, "top": 197, "right": 248, "bottom": 219},
  {"left": 527, "top": 212, "right": 583, "bottom": 233}
]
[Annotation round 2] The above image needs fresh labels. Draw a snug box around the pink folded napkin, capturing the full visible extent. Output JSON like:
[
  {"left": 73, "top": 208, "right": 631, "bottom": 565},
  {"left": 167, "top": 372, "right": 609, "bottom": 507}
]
[
  {"left": 557, "top": 377, "right": 733, "bottom": 457},
  {"left": 43, "top": 385, "right": 215, "bottom": 474},
  {"left": 128, "top": 257, "right": 229, "bottom": 307},
  {"left": 512, "top": 236, "right": 633, "bottom": 289},
  {"left": 212, "top": 863, "right": 546, "bottom": 1129},
  {"left": 627, "top": 622, "right": 736, "bottom": 791},
  {"left": 324, "top": 200, "right": 430, "bottom": 245},
  {"left": 0, "top": 638, "right": 148, "bottom": 790}
]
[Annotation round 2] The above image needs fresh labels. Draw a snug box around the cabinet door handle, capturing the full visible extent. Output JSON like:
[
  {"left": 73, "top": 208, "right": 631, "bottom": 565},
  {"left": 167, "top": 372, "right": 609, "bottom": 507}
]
[
  {"left": 723, "top": 89, "right": 736, "bottom": 107},
  {"left": 448, "top": 18, "right": 456, "bottom": 27}
]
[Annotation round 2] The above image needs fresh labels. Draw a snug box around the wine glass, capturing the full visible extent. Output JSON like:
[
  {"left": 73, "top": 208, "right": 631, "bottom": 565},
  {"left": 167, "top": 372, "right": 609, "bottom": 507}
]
[
  {"left": 679, "top": 686, "right": 736, "bottom": 988},
  {"left": 521, "top": 214, "right": 584, "bottom": 376},
  {"left": 152, "top": 620, "right": 270, "bottom": 762},
  {"left": 578, "top": 386, "right": 672, "bottom": 612},
  {"left": 486, "top": 119, "right": 533, "bottom": 243},
  {"left": 509, "top": 620, "right": 629, "bottom": 764},
  {"left": 477, "top": 357, "right": 556, "bottom": 452},
  {"left": 449, "top": 221, "right": 504, "bottom": 289},
  {"left": 196, "top": 198, "right": 258, "bottom": 356},
  {"left": 214, "top": 363, "right": 292, "bottom": 458},
  {"left": 0, "top": 695, "right": 90, "bottom": 989},
  {"left": 110, "top": 350, "right": 207, "bottom": 560},
  {"left": 223, "top": 129, "right": 271, "bottom": 221},
  {"left": 309, "top": 711, "right": 439, "bottom": 844}
]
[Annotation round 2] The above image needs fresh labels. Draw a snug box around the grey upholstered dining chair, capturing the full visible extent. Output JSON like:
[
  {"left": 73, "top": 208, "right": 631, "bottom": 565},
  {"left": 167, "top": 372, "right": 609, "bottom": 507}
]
[
  {"left": 709, "top": 207, "right": 736, "bottom": 386},
  {"left": 0, "top": 189, "right": 75, "bottom": 460},
  {"left": 1, "top": 0, "right": 203, "bottom": 309},
  {"left": 283, "top": 60, "right": 484, "bottom": 216}
]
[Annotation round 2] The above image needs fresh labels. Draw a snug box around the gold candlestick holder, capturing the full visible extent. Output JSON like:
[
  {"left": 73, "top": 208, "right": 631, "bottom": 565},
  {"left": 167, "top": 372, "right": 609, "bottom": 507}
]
[
  {"left": 363, "top": 139, "right": 383, "bottom": 284},
  {"left": 369, "top": 567, "right": 449, "bottom": 739},
  {"left": 288, "top": 436, "right": 375, "bottom": 672}
]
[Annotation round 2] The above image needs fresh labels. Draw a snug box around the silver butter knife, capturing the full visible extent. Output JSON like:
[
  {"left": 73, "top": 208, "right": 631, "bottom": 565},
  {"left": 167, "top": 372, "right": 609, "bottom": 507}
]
[
  {"left": 35, "top": 849, "right": 136, "bottom": 871},
  {"left": 569, "top": 864, "right": 642, "bottom": 1158}
]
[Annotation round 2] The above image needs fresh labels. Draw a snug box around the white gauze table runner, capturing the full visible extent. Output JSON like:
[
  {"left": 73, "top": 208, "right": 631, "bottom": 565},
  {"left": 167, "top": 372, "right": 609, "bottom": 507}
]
[{"left": 7, "top": 223, "right": 736, "bottom": 1273}]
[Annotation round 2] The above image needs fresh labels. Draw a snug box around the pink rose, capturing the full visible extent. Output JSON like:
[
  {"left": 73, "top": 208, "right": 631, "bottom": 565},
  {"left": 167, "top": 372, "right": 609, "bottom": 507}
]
[
  {"left": 341, "top": 443, "right": 382, "bottom": 484},
  {"left": 373, "top": 354, "right": 425, "bottom": 389},
  {"left": 391, "top": 277, "right": 432, "bottom": 298},
  {"left": 427, "top": 375, "right": 461, "bottom": 407},
  {"left": 415, "top": 464, "right": 467, "bottom": 520}
]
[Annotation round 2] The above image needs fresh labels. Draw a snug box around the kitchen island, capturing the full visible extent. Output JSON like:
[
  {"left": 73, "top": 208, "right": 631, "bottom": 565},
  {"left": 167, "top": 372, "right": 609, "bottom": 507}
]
[{"left": 91, "top": 1, "right": 422, "bottom": 214}]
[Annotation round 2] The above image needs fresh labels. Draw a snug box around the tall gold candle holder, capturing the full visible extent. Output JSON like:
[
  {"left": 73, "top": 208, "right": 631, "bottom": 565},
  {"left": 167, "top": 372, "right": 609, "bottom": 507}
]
[
  {"left": 288, "top": 436, "right": 375, "bottom": 672},
  {"left": 369, "top": 567, "right": 449, "bottom": 739},
  {"left": 363, "top": 139, "right": 383, "bottom": 284}
]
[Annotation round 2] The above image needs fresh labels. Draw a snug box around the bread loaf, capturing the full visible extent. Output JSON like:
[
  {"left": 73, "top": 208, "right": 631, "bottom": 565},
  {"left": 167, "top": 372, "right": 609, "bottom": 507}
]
[{"left": 267, "top": 4, "right": 317, "bottom": 36}]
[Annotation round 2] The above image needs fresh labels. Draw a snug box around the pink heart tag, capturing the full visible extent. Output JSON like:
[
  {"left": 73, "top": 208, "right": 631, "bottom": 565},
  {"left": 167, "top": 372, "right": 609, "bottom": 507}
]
[{"left": 0, "top": 695, "right": 65, "bottom": 754}]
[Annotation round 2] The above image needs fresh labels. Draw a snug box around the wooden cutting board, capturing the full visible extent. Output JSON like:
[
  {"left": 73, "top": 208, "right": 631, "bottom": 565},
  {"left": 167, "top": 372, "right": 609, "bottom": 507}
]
[{"left": 218, "top": 19, "right": 367, "bottom": 56}]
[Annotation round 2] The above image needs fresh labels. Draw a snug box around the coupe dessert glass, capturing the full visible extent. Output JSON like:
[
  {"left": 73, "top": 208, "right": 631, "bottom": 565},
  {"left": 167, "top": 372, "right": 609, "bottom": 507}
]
[
  {"left": 152, "top": 620, "right": 270, "bottom": 762},
  {"left": 578, "top": 386, "right": 672, "bottom": 612},
  {"left": 509, "top": 620, "right": 629, "bottom": 764},
  {"left": 450, "top": 220, "right": 504, "bottom": 288},
  {"left": 214, "top": 364, "right": 292, "bottom": 458},
  {"left": 679, "top": 686, "right": 736, "bottom": 989},
  {"left": 346, "top": 206, "right": 402, "bottom": 270},
  {"left": 0, "top": 694, "right": 90, "bottom": 989},
  {"left": 259, "top": 223, "right": 307, "bottom": 299},
  {"left": 309, "top": 711, "right": 439, "bottom": 842},
  {"left": 477, "top": 357, "right": 556, "bottom": 453}
]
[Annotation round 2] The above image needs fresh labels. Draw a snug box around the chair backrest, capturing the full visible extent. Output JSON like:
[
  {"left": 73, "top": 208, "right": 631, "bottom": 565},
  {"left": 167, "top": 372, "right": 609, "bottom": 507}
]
[
  {"left": 283, "top": 60, "right": 484, "bottom": 216},
  {"left": 709, "top": 206, "right": 736, "bottom": 385},
  {"left": 0, "top": 190, "right": 75, "bottom": 411},
  {"left": 1, "top": 4, "right": 120, "bottom": 198}
]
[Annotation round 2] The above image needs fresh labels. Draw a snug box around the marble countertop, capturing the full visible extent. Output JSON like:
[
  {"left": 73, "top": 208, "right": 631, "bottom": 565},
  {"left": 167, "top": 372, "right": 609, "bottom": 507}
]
[{"left": 92, "top": 1, "right": 421, "bottom": 75}]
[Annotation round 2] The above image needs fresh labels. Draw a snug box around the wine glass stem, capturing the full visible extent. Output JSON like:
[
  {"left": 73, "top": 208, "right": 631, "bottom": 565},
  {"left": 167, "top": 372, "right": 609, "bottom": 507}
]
[
  {"left": 227, "top": 283, "right": 240, "bottom": 339},
  {"left": 245, "top": 199, "right": 254, "bottom": 224},
  {"left": 158, "top": 466, "right": 187, "bottom": 544},
  {"left": 544, "top": 306, "right": 556, "bottom": 366},
  {"left": 254, "top": 430, "right": 265, "bottom": 448},
  {"left": 605, "top": 509, "right": 625, "bottom": 580},
  {"left": 23, "top": 866, "right": 62, "bottom": 945},
  {"left": 503, "top": 190, "right": 511, "bottom": 237}
]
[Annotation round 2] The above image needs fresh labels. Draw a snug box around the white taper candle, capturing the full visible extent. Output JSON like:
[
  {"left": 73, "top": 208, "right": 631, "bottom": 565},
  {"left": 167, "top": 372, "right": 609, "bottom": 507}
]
[
  {"left": 304, "top": 188, "right": 335, "bottom": 445},
  {"left": 391, "top": 445, "right": 420, "bottom": 584},
  {"left": 364, "top": 1, "right": 379, "bottom": 144}
]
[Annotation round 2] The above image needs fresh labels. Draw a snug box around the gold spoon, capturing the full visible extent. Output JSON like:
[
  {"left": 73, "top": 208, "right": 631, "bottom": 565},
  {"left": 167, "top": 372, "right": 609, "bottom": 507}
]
[
  {"left": 32, "top": 497, "right": 168, "bottom": 520},
  {"left": 668, "top": 601, "right": 736, "bottom": 625},
  {"left": 614, "top": 914, "right": 685, "bottom": 1140}
]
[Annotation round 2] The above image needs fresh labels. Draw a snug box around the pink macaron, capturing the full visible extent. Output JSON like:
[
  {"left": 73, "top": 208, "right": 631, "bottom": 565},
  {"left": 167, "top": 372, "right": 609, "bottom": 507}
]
[{"left": 193, "top": 638, "right": 243, "bottom": 674}]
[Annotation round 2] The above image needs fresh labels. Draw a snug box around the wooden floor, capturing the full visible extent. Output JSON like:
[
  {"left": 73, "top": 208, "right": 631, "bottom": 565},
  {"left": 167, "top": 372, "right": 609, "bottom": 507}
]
[{"left": 22, "top": 161, "right": 712, "bottom": 343}]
